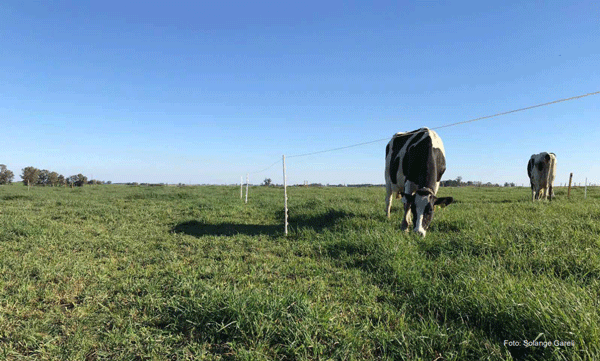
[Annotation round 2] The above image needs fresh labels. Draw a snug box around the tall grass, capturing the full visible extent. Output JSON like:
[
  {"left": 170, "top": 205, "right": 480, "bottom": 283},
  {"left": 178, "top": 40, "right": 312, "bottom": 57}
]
[{"left": 0, "top": 184, "right": 598, "bottom": 360}]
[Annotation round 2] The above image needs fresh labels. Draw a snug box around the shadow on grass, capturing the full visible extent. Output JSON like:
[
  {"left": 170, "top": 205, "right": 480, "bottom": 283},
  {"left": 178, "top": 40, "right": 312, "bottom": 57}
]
[
  {"left": 172, "top": 209, "right": 352, "bottom": 237},
  {"left": 172, "top": 221, "right": 280, "bottom": 237},
  {"left": 286, "top": 209, "right": 353, "bottom": 232},
  {"left": 1, "top": 194, "right": 33, "bottom": 201},
  {"left": 429, "top": 219, "right": 463, "bottom": 233}
]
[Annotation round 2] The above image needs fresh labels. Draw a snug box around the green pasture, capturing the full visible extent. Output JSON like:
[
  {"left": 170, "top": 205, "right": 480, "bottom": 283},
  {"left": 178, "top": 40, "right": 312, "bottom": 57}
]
[{"left": 0, "top": 184, "right": 599, "bottom": 360}]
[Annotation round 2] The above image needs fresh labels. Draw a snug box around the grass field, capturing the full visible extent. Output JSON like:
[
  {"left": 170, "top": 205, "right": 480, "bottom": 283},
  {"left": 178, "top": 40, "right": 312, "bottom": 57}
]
[{"left": 1, "top": 183, "right": 599, "bottom": 360}]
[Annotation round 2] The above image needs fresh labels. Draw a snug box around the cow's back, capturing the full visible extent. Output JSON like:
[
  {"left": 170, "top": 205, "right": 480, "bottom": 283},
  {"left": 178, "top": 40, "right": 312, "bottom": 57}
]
[
  {"left": 385, "top": 128, "right": 445, "bottom": 192},
  {"left": 385, "top": 128, "right": 426, "bottom": 190}
]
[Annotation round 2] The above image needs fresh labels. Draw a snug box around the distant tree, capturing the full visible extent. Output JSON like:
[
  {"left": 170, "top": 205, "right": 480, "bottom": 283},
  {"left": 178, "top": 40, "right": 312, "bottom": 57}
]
[
  {"left": 57, "top": 174, "right": 66, "bottom": 187},
  {"left": 48, "top": 172, "right": 59, "bottom": 186},
  {"left": 67, "top": 175, "right": 78, "bottom": 188},
  {"left": 75, "top": 174, "right": 88, "bottom": 187},
  {"left": 456, "top": 176, "right": 463, "bottom": 186},
  {"left": 37, "top": 169, "right": 50, "bottom": 186},
  {"left": 0, "top": 164, "right": 14, "bottom": 185},
  {"left": 262, "top": 178, "right": 272, "bottom": 186},
  {"left": 510, "top": 182, "right": 515, "bottom": 187},
  {"left": 106, "top": 181, "right": 112, "bottom": 185},
  {"left": 21, "top": 167, "right": 40, "bottom": 190},
  {"left": 441, "top": 179, "right": 458, "bottom": 187}
]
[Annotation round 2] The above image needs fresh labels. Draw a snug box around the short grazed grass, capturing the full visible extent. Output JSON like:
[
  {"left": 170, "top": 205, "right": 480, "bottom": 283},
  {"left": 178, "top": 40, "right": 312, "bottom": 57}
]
[{"left": 0, "top": 184, "right": 599, "bottom": 360}]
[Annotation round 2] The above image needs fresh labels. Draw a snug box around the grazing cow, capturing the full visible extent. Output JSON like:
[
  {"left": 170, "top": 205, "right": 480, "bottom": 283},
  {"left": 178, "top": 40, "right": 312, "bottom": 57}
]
[
  {"left": 527, "top": 152, "right": 557, "bottom": 201},
  {"left": 385, "top": 127, "right": 454, "bottom": 236}
]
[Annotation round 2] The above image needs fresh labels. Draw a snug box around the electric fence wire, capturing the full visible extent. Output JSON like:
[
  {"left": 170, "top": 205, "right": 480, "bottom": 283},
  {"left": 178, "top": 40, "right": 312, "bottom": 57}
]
[{"left": 245, "top": 90, "right": 600, "bottom": 174}]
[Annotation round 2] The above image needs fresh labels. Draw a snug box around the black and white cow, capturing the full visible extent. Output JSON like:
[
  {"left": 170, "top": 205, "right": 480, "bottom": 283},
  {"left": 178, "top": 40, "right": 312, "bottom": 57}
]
[
  {"left": 527, "top": 152, "right": 557, "bottom": 201},
  {"left": 385, "top": 127, "right": 453, "bottom": 236}
]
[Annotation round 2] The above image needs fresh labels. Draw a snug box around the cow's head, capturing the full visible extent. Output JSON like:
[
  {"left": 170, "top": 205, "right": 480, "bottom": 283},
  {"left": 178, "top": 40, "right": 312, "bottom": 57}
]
[{"left": 402, "top": 188, "right": 453, "bottom": 236}]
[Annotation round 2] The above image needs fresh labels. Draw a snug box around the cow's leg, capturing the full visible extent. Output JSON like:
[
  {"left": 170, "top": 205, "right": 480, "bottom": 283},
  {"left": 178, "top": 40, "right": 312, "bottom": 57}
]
[
  {"left": 541, "top": 187, "right": 547, "bottom": 200},
  {"left": 531, "top": 183, "right": 535, "bottom": 202},
  {"left": 401, "top": 202, "right": 411, "bottom": 232},
  {"left": 535, "top": 188, "right": 542, "bottom": 200},
  {"left": 400, "top": 180, "right": 416, "bottom": 231},
  {"left": 548, "top": 184, "right": 553, "bottom": 201},
  {"left": 385, "top": 188, "right": 393, "bottom": 218}
]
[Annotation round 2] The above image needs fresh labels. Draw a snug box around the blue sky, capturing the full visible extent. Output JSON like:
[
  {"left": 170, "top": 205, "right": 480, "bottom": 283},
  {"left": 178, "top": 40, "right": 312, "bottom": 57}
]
[{"left": 1, "top": 1, "right": 598, "bottom": 186}]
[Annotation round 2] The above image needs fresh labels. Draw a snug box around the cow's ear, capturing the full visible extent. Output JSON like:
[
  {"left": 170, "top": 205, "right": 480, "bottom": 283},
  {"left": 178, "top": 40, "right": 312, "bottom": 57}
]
[{"left": 434, "top": 197, "right": 454, "bottom": 207}]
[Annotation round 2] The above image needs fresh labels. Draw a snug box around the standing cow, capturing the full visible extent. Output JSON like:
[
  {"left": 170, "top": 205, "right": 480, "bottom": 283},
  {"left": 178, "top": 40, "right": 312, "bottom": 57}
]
[
  {"left": 385, "top": 127, "right": 454, "bottom": 236},
  {"left": 527, "top": 152, "right": 557, "bottom": 201}
]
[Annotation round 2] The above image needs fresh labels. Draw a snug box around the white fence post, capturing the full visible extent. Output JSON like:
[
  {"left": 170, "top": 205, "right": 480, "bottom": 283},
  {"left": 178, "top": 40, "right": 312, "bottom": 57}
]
[
  {"left": 240, "top": 176, "right": 243, "bottom": 199},
  {"left": 245, "top": 173, "right": 249, "bottom": 204},
  {"left": 283, "top": 155, "right": 288, "bottom": 236}
]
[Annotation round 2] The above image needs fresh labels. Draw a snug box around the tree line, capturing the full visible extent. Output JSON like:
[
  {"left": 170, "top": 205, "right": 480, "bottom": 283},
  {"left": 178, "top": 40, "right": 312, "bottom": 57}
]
[
  {"left": 439, "top": 176, "right": 516, "bottom": 188},
  {"left": 264, "top": 176, "right": 519, "bottom": 188},
  {"left": 0, "top": 165, "right": 110, "bottom": 189}
]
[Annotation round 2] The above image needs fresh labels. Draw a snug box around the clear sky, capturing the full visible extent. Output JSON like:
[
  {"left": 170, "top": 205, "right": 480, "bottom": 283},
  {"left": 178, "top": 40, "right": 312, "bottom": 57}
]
[{"left": 1, "top": 1, "right": 599, "bottom": 186}]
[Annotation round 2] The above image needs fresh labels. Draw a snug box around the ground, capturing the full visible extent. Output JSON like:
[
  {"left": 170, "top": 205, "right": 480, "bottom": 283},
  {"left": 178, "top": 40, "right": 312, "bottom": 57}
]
[{"left": 0, "top": 184, "right": 599, "bottom": 360}]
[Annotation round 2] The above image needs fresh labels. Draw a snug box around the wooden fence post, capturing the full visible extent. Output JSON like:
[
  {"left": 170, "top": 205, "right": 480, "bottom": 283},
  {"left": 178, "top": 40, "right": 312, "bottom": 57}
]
[
  {"left": 568, "top": 173, "right": 573, "bottom": 198},
  {"left": 283, "top": 155, "right": 288, "bottom": 236}
]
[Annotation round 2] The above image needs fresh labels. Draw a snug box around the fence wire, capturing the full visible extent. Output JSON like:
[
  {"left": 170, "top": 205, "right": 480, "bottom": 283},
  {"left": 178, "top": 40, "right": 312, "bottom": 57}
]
[{"left": 245, "top": 90, "right": 600, "bottom": 174}]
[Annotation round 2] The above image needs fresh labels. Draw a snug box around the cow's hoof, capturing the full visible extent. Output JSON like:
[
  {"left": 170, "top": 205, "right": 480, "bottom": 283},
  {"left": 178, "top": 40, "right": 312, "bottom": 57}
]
[{"left": 401, "top": 222, "right": 410, "bottom": 232}]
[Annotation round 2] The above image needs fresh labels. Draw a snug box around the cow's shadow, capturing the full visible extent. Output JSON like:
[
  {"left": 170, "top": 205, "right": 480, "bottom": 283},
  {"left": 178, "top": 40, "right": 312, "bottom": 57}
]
[
  {"left": 172, "top": 221, "right": 279, "bottom": 237},
  {"left": 171, "top": 209, "right": 352, "bottom": 238}
]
